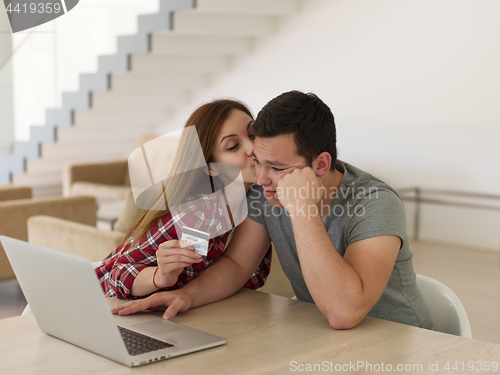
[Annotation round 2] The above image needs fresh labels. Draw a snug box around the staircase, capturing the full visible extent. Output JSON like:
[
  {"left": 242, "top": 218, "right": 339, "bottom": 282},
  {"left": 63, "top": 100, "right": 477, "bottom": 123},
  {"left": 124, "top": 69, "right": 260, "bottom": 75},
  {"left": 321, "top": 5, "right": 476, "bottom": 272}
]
[{"left": 0, "top": 0, "right": 300, "bottom": 196}]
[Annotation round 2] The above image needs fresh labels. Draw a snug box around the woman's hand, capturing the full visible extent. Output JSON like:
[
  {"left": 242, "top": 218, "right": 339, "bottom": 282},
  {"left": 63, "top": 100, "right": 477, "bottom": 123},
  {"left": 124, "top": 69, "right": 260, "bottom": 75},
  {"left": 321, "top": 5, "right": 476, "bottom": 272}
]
[{"left": 154, "top": 240, "right": 203, "bottom": 288}]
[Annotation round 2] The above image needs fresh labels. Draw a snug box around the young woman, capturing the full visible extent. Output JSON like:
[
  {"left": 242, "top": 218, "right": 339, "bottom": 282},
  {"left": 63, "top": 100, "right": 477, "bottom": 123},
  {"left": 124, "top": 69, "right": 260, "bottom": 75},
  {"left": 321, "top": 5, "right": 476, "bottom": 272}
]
[{"left": 95, "top": 99, "right": 272, "bottom": 299}]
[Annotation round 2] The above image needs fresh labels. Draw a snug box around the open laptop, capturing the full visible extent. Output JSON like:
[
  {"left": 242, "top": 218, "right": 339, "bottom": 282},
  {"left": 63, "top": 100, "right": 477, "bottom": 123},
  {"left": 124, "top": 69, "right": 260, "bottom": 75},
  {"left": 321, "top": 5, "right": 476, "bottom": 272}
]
[{"left": 0, "top": 235, "right": 225, "bottom": 367}]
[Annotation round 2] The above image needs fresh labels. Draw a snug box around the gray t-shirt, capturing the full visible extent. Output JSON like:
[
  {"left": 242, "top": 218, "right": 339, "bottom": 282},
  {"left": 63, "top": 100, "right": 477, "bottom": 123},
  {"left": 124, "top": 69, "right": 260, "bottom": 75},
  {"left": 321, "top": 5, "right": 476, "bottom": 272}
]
[{"left": 247, "top": 160, "right": 433, "bottom": 329}]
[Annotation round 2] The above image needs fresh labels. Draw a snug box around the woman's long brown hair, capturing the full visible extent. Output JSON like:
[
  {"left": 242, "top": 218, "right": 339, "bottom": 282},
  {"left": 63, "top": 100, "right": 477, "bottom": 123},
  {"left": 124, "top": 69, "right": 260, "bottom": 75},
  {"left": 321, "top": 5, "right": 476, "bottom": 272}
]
[{"left": 122, "top": 99, "right": 253, "bottom": 246}]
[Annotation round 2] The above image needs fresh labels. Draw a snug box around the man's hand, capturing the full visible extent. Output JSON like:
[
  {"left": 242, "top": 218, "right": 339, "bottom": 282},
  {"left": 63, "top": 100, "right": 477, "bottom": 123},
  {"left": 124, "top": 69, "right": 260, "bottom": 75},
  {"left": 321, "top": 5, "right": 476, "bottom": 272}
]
[
  {"left": 155, "top": 240, "right": 202, "bottom": 288},
  {"left": 111, "top": 289, "right": 193, "bottom": 320},
  {"left": 276, "top": 167, "right": 326, "bottom": 217}
]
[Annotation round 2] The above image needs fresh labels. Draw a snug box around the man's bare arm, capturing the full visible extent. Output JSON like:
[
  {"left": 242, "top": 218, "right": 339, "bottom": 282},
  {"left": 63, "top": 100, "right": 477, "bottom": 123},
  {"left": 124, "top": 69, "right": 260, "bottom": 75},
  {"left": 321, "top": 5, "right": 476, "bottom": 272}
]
[
  {"left": 277, "top": 167, "right": 400, "bottom": 329},
  {"left": 291, "top": 212, "right": 400, "bottom": 329}
]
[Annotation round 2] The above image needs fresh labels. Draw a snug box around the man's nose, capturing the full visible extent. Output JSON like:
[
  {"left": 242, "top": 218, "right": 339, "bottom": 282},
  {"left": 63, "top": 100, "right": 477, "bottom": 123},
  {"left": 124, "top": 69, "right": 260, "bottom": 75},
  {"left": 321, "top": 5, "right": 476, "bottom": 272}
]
[{"left": 256, "top": 166, "right": 271, "bottom": 186}]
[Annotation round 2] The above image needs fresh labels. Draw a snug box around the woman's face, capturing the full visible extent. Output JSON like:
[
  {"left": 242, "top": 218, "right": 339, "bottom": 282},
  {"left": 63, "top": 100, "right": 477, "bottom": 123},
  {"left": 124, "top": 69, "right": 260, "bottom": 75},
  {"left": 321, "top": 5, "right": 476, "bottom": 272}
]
[{"left": 211, "top": 109, "right": 256, "bottom": 184}]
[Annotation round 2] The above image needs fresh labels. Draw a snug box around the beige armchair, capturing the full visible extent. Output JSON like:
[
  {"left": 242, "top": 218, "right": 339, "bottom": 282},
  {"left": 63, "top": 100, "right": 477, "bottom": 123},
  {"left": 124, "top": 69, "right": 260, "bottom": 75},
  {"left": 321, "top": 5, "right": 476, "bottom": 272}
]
[
  {"left": 28, "top": 191, "right": 143, "bottom": 263},
  {"left": 0, "top": 194, "right": 96, "bottom": 281},
  {"left": 63, "top": 160, "right": 131, "bottom": 199}
]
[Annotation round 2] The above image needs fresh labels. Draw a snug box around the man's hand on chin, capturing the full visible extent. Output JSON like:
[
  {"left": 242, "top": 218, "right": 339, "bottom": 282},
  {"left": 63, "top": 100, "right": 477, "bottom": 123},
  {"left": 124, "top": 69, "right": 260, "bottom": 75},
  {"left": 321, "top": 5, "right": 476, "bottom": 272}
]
[
  {"left": 111, "top": 289, "right": 193, "bottom": 320},
  {"left": 276, "top": 167, "right": 326, "bottom": 217}
]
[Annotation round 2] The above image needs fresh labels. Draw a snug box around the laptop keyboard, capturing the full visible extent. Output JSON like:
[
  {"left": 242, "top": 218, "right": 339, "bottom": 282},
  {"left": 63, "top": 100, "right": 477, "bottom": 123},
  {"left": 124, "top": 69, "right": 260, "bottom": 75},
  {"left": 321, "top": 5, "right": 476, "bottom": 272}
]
[{"left": 118, "top": 326, "right": 174, "bottom": 356}]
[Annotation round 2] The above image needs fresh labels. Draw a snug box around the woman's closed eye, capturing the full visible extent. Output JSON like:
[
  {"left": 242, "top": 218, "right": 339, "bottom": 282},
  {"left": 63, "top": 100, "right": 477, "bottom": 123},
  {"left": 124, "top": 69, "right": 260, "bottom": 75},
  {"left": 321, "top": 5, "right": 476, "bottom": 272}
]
[{"left": 227, "top": 143, "right": 239, "bottom": 151}]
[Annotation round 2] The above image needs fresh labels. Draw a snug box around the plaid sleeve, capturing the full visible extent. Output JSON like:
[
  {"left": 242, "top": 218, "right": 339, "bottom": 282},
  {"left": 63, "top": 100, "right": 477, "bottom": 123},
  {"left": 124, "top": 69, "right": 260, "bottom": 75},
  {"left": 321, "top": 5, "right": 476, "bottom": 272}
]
[
  {"left": 94, "top": 192, "right": 229, "bottom": 299},
  {"left": 95, "top": 213, "right": 178, "bottom": 299},
  {"left": 243, "top": 245, "right": 273, "bottom": 289}
]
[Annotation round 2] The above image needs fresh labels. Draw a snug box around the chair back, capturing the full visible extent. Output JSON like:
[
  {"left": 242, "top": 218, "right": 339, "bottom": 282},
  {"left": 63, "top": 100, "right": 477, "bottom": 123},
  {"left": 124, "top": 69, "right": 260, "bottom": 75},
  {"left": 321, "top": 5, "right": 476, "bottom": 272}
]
[
  {"left": 416, "top": 274, "right": 472, "bottom": 338},
  {"left": 0, "top": 185, "right": 32, "bottom": 202}
]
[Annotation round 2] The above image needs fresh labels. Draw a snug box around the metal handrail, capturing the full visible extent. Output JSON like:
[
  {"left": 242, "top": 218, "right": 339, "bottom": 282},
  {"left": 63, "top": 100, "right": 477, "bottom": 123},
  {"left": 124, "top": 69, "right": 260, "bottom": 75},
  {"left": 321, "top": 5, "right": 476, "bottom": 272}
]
[{"left": 398, "top": 187, "right": 500, "bottom": 242}]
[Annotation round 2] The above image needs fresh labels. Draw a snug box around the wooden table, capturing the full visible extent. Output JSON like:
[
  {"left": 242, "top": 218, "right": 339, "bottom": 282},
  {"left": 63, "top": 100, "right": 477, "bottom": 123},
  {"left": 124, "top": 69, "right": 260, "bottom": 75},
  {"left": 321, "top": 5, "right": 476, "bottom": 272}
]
[{"left": 0, "top": 289, "right": 499, "bottom": 374}]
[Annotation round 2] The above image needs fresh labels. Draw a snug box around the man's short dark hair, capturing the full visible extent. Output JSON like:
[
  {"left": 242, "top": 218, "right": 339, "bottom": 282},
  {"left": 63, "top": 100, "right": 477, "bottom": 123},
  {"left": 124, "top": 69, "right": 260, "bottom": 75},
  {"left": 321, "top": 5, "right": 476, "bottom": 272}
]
[{"left": 253, "top": 91, "right": 337, "bottom": 170}]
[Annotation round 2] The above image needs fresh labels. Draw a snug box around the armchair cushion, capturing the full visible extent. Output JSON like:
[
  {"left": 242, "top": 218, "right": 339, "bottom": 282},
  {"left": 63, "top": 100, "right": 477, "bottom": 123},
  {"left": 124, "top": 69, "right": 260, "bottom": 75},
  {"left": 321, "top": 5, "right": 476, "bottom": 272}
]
[
  {"left": 28, "top": 216, "right": 124, "bottom": 262},
  {"left": 70, "top": 182, "right": 131, "bottom": 201}
]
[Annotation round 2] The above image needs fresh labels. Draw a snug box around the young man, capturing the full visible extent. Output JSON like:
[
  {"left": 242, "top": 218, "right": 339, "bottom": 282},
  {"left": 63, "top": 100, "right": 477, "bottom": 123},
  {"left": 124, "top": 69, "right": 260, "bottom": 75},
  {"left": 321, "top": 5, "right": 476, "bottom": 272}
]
[{"left": 113, "top": 91, "right": 432, "bottom": 330}]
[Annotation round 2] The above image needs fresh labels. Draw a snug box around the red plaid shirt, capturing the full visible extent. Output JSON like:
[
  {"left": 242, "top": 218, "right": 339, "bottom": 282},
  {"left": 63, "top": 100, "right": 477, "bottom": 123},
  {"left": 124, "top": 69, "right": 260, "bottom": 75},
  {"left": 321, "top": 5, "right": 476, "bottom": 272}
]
[{"left": 95, "top": 194, "right": 272, "bottom": 300}]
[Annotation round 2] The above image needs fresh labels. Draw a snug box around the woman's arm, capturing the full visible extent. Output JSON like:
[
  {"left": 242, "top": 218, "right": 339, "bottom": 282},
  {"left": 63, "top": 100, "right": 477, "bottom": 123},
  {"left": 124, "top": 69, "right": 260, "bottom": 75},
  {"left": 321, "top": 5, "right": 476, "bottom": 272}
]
[{"left": 130, "top": 240, "right": 202, "bottom": 296}]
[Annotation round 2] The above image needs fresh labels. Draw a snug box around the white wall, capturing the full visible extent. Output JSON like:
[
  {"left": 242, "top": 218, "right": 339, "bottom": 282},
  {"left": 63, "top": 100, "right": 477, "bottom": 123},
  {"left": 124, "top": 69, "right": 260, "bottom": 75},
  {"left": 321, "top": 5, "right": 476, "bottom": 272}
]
[{"left": 162, "top": 0, "right": 500, "bottom": 251}]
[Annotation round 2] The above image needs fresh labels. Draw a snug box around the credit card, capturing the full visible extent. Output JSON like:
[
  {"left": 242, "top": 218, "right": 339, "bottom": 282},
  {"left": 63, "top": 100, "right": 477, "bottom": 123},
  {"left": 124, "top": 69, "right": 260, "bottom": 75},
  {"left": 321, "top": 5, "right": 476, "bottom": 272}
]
[{"left": 180, "top": 226, "right": 209, "bottom": 256}]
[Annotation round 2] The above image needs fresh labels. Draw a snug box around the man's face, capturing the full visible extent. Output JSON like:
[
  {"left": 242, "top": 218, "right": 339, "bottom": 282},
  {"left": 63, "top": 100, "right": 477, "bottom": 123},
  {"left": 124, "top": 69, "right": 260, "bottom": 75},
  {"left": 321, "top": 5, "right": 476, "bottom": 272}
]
[{"left": 252, "top": 134, "right": 309, "bottom": 207}]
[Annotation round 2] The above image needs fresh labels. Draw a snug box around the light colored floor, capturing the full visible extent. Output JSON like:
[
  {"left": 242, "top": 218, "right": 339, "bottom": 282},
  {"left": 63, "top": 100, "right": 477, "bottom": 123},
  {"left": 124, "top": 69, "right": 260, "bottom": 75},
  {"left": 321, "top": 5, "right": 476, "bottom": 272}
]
[{"left": 1, "top": 240, "right": 499, "bottom": 344}]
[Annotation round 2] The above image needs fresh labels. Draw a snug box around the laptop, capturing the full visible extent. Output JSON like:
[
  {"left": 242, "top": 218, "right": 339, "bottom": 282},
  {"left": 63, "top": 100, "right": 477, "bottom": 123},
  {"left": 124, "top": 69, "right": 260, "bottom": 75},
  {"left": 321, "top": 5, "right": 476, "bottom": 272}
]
[{"left": 0, "top": 235, "right": 226, "bottom": 367}]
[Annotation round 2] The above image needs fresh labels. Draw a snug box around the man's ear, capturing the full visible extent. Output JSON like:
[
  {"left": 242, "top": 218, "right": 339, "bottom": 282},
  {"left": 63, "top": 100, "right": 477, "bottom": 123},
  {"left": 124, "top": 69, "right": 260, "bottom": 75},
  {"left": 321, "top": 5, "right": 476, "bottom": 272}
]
[
  {"left": 203, "top": 163, "right": 220, "bottom": 177},
  {"left": 312, "top": 152, "right": 332, "bottom": 177}
]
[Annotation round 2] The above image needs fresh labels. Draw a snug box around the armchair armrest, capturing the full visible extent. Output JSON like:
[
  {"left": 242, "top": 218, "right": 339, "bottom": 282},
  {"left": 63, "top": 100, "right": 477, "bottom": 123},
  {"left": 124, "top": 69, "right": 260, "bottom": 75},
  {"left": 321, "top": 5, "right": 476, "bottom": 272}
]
[
  {"left": 0, "top": 195, "right": 96, "bottom": 281},
  {"left": 28, "top": 215, "right": 124, "bottom": 262},
  {"left": 0, "top": 185, "right": 32, "bottom": 202}
]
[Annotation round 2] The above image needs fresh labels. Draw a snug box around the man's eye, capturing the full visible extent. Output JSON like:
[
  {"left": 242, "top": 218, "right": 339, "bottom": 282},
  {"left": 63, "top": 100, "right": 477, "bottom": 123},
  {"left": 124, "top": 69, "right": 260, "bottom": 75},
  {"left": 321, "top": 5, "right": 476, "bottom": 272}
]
[
  {"left": 272, "top": 167, "right": 285, "bottom": 172},
  {"left": 253, "top": 158, "right": 260, "bottom": 164},
  {"left": 227, "top": 144, "right": 239, "bottom": 151}
]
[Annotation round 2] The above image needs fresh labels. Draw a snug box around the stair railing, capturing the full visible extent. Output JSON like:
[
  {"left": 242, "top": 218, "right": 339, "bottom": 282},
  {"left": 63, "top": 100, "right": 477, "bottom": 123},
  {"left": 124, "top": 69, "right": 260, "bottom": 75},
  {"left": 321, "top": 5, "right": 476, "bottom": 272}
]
[{"left": 398, "top": 187, "right": 500, "bottom": 253}]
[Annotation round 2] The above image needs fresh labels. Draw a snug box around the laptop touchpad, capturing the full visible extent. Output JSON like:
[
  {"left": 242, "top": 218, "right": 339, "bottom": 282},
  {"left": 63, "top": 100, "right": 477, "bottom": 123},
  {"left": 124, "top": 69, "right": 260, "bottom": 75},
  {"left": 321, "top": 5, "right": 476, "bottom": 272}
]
[{"left": 133, "top": 321, "right": 184, "bottom": 335}]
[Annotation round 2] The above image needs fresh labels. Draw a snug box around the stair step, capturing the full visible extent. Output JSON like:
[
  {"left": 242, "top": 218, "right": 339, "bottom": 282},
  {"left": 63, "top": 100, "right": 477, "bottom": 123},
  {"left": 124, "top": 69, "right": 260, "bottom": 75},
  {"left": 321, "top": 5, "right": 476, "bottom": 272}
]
[
  {"left": 91, "top": 91, "right": 189, "bottom": 110},
  {"left": 130, "top": 54, "right": 230, "bottom": 74},
  {"left": 195, "top": 0, "right": 300, "bottom": 15},
  {"left": 41, "top": 139, "right": 134, "bottom": 159},
  {"left": 173, "top": 11, "right": 276, "bottom": 37},
  {"left": 56, "top": 125, "right": 155, "bottom": 143},
  {"left": 151, "top": 34, "right": 253, "bottom": 56},
  {"left": 110, "top": 73, "right": 210, "bottom": 92},
  {"left": 73, "top": 108, "right": 173, "bottom": 126},
  {"left": 32, "top": 184, "right": 63, "bottom": 198},
  {"left": 12, "top": 170, "right": 63, "bottom": 186}
]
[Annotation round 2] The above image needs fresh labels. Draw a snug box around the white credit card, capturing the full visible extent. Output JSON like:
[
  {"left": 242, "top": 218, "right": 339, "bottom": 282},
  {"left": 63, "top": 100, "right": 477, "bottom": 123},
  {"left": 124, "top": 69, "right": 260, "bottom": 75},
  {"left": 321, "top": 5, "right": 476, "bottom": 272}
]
[{"left": 180, "top": 226, "right": 209, "bottom": 256}]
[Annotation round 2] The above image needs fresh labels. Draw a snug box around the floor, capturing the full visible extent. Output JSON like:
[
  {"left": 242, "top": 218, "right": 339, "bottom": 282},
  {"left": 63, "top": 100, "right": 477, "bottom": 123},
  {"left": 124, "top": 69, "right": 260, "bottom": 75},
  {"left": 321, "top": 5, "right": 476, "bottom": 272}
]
[{"left": 0, "top": 240, "right": 499, "bottom": 345}]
